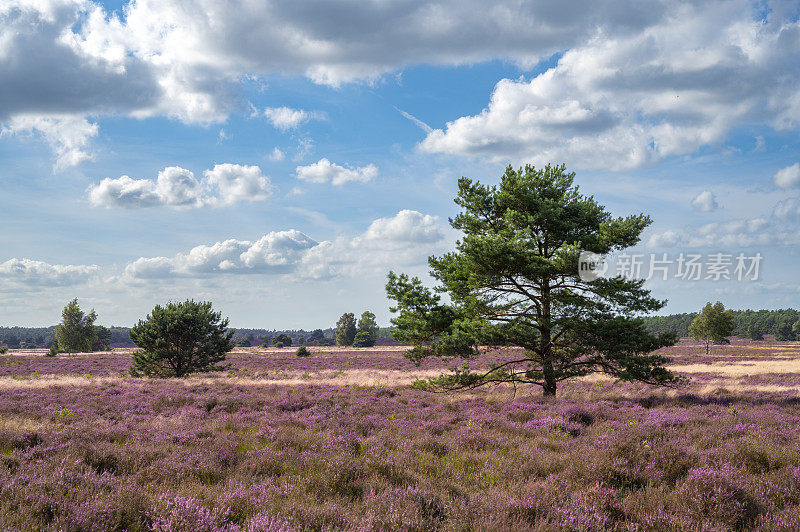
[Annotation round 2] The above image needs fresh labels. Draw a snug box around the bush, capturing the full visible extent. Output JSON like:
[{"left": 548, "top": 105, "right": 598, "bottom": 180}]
[
  {"left": 0, "top": 347, "right": 7, "bottom": 354},
  {"left": 272, "top": 333, "right": 292, "bottom": 348},
  {"left": 296, "top": 346, "right": 311, "bottom": 357},
  {"left": 45, "top": 342, "right": 57, "bottom": 357},
  {"left": 352, "top": 330, "right": 374, "bottom": 347},
  {"left": 129, "top": 300, "right": 235, "bottom": 377}
]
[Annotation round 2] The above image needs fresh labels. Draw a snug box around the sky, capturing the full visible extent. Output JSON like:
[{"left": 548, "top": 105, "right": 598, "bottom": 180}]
[{"left": 1, "top": 0, "right": 800, "bottom": 328}]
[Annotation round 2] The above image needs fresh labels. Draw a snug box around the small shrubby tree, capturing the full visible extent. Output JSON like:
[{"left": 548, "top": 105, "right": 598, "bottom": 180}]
[
  {"left": 689, "top": 302, "right": 735, "bottom": 354},
  {"left": 355, "top": 311, "right": 379, "bottom": 347},
  {"left": 386, "top": 164, "right": 680, "bottom": 397},
  {"left": 296, "top": 346, "right": 311, "bottom": 357},
  {"left": 92, "top": 325, "right": 112, "bottom": 351},
  {"left": 55, "top": 298, "right": 98, "bottom": 353},
  {"left": 129, "top": 300, "right": 235, "bottom": 377},
  {"left": 272, "top": 333, "right": 292, "bottom": 348},
  {"left": 335, "top": 313, "right": 357, "bottom": 346}
]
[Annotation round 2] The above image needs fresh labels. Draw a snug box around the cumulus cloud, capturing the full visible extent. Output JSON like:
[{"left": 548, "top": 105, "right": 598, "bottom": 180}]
[
  {"left": 123, "top": 210, "right": 444, "bottom": 280},
  {"left": 647, "top": 196, "right": 800, "bottom": 249},
  {"left": 295, "top": 158, "right": 378, "bottom": 185},
  {"left": 363, "top": 210, "right": 443, "bottom": 242},
  {"left": 88, "top": 164, "right": 273, "bottom": 208},
  {"left": 420, "top": 1, "right": 800, "bottom": 170},
  {"left": 269, "top": 147, "right": 285, "bottom": 161},
  {"left": 263, "top": 107, "right": 322, "bottom": 131},
  {"left": 0, "top": 114, "right": 98, "bottom": 169},
  {"left": 8, "top": 0, "right": 800, "bottom": 171},
  {"left": 691, "top": 191, "right": 719, "bottom": 212},
  {"left": 203, "top": 164, "right": 275, "bottom": 206},
  {"left": 774, "top": 163, "right": 800, "bottom": 188},
  {"left": 0, "top": 258, "right": 99, "bottom": 286}
]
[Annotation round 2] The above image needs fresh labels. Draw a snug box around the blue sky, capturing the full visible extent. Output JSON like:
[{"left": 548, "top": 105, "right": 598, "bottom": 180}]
[{"left": 1, "top": 0, "right": 799, "bottom": 327}]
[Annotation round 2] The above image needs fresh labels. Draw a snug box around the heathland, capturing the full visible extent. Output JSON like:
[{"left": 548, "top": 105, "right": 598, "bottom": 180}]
[{"left": 1, "top": 339, "right": 800, "bottom": 530}]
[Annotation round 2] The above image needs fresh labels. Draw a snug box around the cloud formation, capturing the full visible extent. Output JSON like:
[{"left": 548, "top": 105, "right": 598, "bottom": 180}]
[
  {"left": 4, "top": 0, "right": 800, "bottom": 172},
  {"left": 0, "top": 258, "right": 99, "bottom": 286},
  {"left": 774, "top": 163, "right": 800, "bottom": 188},
  {"left": 263, "top": 107, "right": 323, "bottom": 131},
  {"left": 420, "top": 1, "right": 800, "bottom": 170},
  {"left": 295, "top": 158, "right": 378, "bottom": 185},
  {"left": 647, "top": 197, "right": 800, "bottom": 249},
  {"left": 88, "top": 164, "right": 273, "bottom": 208},
  {"left": 691, "top": 191, "right": 719, "bottom": 212},
  {"left": 123, "top": 210, "right": 444, "bottom": 281}
]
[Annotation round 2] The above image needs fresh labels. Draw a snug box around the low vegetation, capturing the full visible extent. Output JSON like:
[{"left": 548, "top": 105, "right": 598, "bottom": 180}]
[{"left": 0, "top": 341, "right": 799, "bottom": 530}]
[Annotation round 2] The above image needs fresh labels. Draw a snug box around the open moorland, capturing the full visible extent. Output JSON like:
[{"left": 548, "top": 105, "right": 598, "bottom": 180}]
[{"left": 2, "top": 340, "right": 800, "bottom": 531}]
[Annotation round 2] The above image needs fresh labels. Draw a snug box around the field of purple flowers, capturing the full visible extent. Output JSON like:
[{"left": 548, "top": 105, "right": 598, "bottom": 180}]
[{"left": 2, "top": 340, "right": 800, "bottom": 530}]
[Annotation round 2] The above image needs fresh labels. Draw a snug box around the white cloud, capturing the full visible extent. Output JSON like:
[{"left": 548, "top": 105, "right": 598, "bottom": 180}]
[
  {"left": 647, "top": 196, "right": 800, "bottom": 249},
  {"left": 203, "top": 164, "right": 275, "bottom": 206},
  {"left": 774, "top": 197, "right": 800, "bottom": 221},
  {"left": 88, "top": 164, "right": 273, "bottom": 208},
  {"left": 363, "top": 210, "right": 443, "bottom": 242},
  {"left": 269, "top": 147, "right": 285, "bottom": 161},
  {"left": 774, "top": 163, "right": 800, "bottom": 189},
  {"left": 0, "top": 258, "right": 99, "bottom": 286},
  {"left": 420, "top": 1, "right": 800, "bottom": 170},
  {"left": 123, "top": 210, "right": 445, "bottom": 280},
  {"left": 295, "top": 158, "right": 378, "bottom": 185},
  {"left": 263, "top": 107, "right": 322, "bottom": 131},
  {"left": 8, "top": 0, "right": 800, "bottom": 172},
  {"left": 0, "top": 114, "right": 98, "bottom": 169},
  {"left": 691, "top": 191, "right": 719, "bottom": 212}
]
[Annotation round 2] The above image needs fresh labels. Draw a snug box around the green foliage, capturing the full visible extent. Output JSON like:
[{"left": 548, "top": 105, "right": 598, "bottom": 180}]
[
  {"left": 689, "top": 302, "right": 736, "bottom": 354},
  {"left": 129, "top": 300, "right": 235, "bottom": 377},
  {"left": 272, "top": 333, "right": 292, "bottom": 348},
  {"left": 747, "top": 322, "right": 765, "bottom": 341},
  {"left": 54, "top": 299, "right": 98, "bottom": 353},
  {"left": 386, "top": 163, "right": 680, "bottom": 397},
  {"left": 46, "top": 341, "right": 57, "bottom": 357},
  {"left": 643, "top": 309, "right": 799, "bottom": 340},
  {"left": 355, "top": 311, "right": 379, "bottom": 347},
  {"left": 335, "top": 313, "right": 357, "bottom": 346},
  {"left": 308, "top": 329, "right": 326, "bottom": 343},
  {"left": 0, "top": 347, "right": 7, "bottom": 354},
  {"left": 352, "top": 331, "right": 372, "bottom": 347},
  {"left": 92, "top": 325, "right": 112, "bottom": 352},
  {"left": 775, "top": 317, "right": 797, "bottom": 341},
  {"left": 296, "top": 346, "right": 311, "bottom": 357}
]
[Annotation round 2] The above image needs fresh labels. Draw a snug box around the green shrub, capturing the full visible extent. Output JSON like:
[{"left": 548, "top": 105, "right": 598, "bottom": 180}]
[
  {"left": 272, "top": 333, "right": 292, "bottom": 348},
  {"left": 129, "top": 300, "right": 235, "bottom": 377},
  {"left": 0, "top": 347, "right": 8, "bottom": 354},
  {"left": 296, "top": 346, "right": 311, "bottom": 357}
]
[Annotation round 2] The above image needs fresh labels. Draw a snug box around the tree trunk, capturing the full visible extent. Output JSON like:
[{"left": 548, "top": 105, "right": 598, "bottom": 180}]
[
  {"left": 543, "top": 360, "right": 557, "bottom": 397},
  {"left": 541, "top": 280, "right": 555, "bottom": 397}
]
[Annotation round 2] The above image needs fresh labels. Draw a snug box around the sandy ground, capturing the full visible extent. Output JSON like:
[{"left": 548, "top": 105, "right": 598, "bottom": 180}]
[{"left": 2, "top": 343, "right": 800, "bottom": 393}]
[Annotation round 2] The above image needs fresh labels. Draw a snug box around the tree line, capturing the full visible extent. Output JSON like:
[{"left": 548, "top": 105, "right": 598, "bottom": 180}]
[{"left": 643, "top": 308, "right": 800, "bottom": 341}]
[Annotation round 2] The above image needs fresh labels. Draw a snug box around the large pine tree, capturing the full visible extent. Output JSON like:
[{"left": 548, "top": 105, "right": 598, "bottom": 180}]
[{"left": 386, "top": 164, "right": 680, "bottom": 397}]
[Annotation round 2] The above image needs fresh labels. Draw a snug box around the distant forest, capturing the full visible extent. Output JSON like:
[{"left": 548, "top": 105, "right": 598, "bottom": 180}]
[
  {"left": 0, "top": 326, "right": 399, "bottom": 349},
  {"left": 3, "top": 310, "right": 798, "bottom": 348},
  {"left": 643, "top": 309, "right": 800, "bottom": 340}
]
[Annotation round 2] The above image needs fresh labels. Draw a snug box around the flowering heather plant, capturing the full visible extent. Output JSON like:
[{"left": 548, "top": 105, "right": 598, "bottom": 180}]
[{"left": 0, "top": 341, "right": 798, "bottom": 529}]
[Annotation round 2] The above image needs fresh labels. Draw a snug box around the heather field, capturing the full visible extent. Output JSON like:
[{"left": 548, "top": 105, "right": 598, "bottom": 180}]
[{"left": 2, "top": 341, "right": 800, "bottom": 531}]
